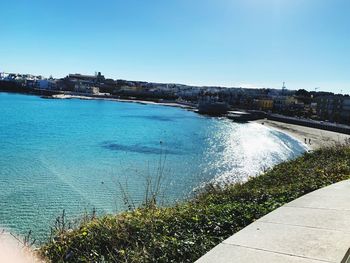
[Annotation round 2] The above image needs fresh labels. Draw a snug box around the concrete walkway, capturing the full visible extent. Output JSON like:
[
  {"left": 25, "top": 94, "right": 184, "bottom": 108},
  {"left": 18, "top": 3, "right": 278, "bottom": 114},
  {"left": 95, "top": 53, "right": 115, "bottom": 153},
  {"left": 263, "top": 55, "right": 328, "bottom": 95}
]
[{"left": 196, "top": 180, "right": 350, "bottom": 263}]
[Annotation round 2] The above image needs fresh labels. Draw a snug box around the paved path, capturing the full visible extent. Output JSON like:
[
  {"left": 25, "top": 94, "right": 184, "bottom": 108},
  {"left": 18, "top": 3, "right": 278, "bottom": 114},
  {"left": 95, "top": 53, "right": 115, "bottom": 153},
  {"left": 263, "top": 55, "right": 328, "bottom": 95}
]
[{"left": 196, "top": 180, "right": 350, "bottom": 263}]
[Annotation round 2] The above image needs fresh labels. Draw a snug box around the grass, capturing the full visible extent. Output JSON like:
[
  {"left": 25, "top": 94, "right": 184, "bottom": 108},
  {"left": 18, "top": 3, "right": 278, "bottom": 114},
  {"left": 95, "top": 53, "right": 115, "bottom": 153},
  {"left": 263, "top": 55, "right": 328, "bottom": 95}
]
[{"left": 40, "top": 144, "right": 350, "bottom": 262}]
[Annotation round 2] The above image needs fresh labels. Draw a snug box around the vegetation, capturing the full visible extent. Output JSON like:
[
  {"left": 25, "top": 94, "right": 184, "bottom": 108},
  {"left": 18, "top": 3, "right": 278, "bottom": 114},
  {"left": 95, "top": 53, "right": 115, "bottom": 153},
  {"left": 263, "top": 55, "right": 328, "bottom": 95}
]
[{"left": 40, "top": 145, "right": 350, "bottom": 262}]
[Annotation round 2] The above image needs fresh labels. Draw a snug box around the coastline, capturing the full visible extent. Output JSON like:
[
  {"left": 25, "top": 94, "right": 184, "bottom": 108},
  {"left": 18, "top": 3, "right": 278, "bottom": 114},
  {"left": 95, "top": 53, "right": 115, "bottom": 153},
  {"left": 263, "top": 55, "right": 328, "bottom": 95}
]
[
  {"left": 5, "top": 91, "right": 349, "bottom": 151},
  {"left": 47, "top": 94, "right": 350, "bottom": 151},
  {"left": 50, "top": 94, "right": 197, "bottom": 110},
  {"left": 255, "top": 119, "right": 350, "bottom": 150}
]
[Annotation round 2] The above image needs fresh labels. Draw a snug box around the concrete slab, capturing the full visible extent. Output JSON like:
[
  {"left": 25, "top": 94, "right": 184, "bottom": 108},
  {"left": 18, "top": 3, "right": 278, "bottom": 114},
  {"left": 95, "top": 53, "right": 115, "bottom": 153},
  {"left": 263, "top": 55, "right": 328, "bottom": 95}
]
[
  {"left": 305, "top": 180, "right": 350, "bottom": 197},
  {"left": 196, "top": 243, "right": 326, "bottom": 263},
  {"left": 286, "top": 193, "right": 350, "bottom": 211},
  {"left": 258, "top": 206, "right": 350, "bottom": 232},
  {"left": 223, "top": 221, "right": 350, "bottom": 262}
]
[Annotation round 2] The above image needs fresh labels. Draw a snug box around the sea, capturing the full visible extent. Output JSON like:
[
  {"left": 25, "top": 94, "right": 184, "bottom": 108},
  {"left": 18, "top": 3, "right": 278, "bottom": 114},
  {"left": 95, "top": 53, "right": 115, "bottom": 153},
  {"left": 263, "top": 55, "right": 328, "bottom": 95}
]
[{"left": 0, "top": 92, "right": 307, "bottom": 241}]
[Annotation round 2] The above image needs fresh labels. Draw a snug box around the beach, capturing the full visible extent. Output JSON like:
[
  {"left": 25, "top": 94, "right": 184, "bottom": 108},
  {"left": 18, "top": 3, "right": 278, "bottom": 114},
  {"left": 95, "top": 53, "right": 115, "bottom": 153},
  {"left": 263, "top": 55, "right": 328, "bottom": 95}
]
[{"left": 255, "top": 119, "right": 350, "bottom": 150}]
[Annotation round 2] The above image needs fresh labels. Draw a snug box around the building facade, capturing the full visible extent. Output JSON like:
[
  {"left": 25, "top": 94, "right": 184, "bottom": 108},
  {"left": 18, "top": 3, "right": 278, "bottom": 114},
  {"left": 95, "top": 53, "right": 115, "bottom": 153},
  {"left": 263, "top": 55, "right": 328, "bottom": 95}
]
[{"left": 316, "top": 96, "right": 350, "bottom": 123}]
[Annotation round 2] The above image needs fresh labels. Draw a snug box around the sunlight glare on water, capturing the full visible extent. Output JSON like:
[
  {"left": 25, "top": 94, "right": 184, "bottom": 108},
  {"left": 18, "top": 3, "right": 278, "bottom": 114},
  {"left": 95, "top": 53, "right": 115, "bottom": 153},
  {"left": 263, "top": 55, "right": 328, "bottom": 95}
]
[{"left": 205, "top": 120, "right": 306, "bottom": 184}]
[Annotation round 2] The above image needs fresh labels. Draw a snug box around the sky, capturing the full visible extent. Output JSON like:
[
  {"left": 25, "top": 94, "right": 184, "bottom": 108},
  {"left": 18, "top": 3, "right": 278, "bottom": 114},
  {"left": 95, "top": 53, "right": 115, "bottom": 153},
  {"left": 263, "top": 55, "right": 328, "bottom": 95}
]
[{"left": 0, "top": 0, "right": 349, "bottom": 94}]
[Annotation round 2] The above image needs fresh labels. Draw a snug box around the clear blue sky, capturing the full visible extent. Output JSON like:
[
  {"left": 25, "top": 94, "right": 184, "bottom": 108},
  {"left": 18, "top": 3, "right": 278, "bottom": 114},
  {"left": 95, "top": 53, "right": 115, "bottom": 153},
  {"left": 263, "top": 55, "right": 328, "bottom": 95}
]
[{"left": 1, "top": 0, "right": 349, "bottom": 93}]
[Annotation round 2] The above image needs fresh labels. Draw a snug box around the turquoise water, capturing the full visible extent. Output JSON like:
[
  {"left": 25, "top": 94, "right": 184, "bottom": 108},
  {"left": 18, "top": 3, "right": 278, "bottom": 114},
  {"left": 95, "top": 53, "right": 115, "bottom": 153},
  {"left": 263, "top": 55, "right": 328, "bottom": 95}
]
[{"left": 0, "top": 92, "right": 306, "bottom": 241}]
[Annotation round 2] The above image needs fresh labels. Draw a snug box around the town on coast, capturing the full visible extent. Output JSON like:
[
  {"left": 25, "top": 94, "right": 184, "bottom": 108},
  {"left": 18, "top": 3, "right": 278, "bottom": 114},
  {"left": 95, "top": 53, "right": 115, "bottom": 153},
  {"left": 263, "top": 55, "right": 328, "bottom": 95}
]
[{"left": 1, "top": 71, "right": 349, "bottom": 142}]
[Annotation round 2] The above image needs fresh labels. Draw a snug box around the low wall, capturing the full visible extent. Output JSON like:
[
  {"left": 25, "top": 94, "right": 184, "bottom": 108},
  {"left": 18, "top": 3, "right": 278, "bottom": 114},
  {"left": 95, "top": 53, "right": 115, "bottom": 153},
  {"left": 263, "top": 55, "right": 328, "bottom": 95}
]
[{"left": 267, "top": 114, "right": 350, "bottom": 135}]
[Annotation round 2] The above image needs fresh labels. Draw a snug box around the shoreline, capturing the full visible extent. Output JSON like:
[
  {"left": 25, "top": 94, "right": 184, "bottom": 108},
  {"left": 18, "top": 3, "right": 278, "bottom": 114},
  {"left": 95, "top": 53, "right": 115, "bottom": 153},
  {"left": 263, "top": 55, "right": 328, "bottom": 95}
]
[
  {"left": 4, "top": 91, "right": 349, "bottom": 151},
  {"left": 36, "top": 93, "right": 350, "bottom": 150},
  {"left": 50, "top": 94, "right": 197, "bottom": 110},
  {"left": 255, "top": 119, "right": 350, "bottom": 150}
]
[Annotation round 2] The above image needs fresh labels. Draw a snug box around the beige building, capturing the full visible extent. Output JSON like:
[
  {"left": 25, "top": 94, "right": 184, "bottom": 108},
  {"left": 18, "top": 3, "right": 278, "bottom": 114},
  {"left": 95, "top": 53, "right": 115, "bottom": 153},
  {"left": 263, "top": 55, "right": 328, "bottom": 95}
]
[{"left": 255, "top": 99, "right": 274, "bottom": 110}]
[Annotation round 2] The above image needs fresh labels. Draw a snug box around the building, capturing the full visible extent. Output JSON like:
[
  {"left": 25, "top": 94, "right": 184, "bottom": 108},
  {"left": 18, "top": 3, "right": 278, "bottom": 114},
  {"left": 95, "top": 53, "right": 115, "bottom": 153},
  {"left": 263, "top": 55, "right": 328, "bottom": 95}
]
[
  {"left": 36, "top": 79, "right": 57, "bottom": 90},
  {"left": 273, "top": 96, "right": 297, "bottom": 111},
  {"left": 64, "top": 72, "right": 105, "bottom": 92},
  {"left": 68, "top": 72, "right": 105, "bottom": 84},
  {"left": 119, "top": 84, "right": 143, "bottom": 92},
  {"left": 254, "top": 99, "right": 274, "bottom": 111},
  {"left": 74, "top": 81, "right": 100, "bottom": 94},
  {"left": 316, "top": 96, "right": 350, "bottom": 123}
]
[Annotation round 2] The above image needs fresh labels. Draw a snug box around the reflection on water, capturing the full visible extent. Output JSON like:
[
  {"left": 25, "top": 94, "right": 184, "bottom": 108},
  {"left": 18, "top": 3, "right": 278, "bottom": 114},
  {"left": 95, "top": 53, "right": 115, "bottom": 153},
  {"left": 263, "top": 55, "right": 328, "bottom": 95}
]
[
  {"left": 202, "top": 121, "right": 306, "bottom": 184},
  {"left": 0, "top": 92, "right": 306, "bottom": 241}
]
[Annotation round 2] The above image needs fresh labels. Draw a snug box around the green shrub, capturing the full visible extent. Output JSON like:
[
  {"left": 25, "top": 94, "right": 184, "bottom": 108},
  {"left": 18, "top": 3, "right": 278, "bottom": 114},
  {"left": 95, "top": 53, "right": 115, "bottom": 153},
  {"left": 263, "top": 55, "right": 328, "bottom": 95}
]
[{"left": 40, "top": 145, "right": 350, "bottom": 262}]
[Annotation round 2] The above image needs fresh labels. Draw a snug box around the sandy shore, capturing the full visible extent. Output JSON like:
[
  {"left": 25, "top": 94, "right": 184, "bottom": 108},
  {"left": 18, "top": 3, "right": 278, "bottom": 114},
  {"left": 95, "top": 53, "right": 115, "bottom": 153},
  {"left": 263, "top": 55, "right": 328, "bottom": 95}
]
[{"left": 255, "top": 119, "right": 350, "bottom": 150}]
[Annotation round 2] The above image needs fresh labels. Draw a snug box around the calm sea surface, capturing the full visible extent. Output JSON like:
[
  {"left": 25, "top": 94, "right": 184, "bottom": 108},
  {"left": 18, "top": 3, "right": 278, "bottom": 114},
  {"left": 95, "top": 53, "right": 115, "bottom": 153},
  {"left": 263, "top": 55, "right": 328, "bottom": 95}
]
[{"left": 0, "top": 92, "right": 306, "bottom": 241}]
